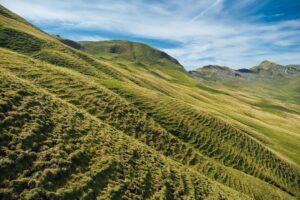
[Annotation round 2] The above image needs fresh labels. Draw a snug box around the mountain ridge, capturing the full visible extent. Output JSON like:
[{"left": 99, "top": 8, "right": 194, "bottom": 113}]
[{"left": 194, "top": 60, "right": 300, "bottom": 75}]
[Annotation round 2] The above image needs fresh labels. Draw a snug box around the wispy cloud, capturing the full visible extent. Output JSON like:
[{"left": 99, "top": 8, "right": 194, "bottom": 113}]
[
  {"left": 1, "top": 0, "right": 300, "bottom": 69},
  {"left": 192, "top": 0, "right": 223, "bottom": 21}
]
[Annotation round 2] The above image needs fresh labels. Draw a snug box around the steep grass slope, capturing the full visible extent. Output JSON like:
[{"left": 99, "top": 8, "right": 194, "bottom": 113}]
[
  {"left": 1, "top": 47, "right": 298, "bottom": 199},
  {"left": 0, "top": 70, "right": 250, "bottom": 200},
  {"left": 0, "top": 5, "right": 299, "bottom": 199}
]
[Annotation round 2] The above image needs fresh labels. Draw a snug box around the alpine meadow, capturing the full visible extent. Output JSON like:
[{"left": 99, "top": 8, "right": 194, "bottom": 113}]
[{"left": 0, "top": 2, "right": 300, "bottom": 200}]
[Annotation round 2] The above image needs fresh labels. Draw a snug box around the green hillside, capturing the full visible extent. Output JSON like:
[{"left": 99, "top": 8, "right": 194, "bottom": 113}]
[
  {"left": 79, "top": 40, "right": 183, "bottom": 68},
  {"left": 0, "top": 5, "right": 299, "bottom": 200}
]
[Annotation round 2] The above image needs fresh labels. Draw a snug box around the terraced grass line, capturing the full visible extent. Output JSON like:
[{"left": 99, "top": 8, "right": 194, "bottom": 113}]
[
  {"left": 0, "top": 49, "right": 296, "bottom": 199},
  {"left": 0, "top": 71, "right": 252, "bottom": 200},
  {"left": 107, "top": 84, "right": 300, "bottom": 196}
]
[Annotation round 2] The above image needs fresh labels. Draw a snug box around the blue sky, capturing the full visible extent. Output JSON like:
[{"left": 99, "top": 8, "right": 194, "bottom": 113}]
[{"left": 1, "top": 0, "right": 300, "bottom": 70}]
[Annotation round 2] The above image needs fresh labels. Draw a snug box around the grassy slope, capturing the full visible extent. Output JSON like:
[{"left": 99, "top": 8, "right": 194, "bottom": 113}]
[
  {"left": 0, "top": 70, "right": 250, "bottom": 200},
  {"left": 0, "top": 5, "right": 299, "bottom": 199},
  {"left": 78, "top": 41, "right": 300, "bottom": 196},
  {"left": 81, "top": 40, "right": 300, "bottom": 167},
  {"left": 191, "top": 67, "right": 300, "bottom": 165}
]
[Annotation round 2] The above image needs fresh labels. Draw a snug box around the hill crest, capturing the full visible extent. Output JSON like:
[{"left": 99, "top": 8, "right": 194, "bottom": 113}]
[{"left": 79, "top": 40, "right": 184, "bottom": 69}]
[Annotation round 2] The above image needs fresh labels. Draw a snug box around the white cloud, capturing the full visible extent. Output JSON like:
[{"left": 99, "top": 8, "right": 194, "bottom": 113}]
[{"left": 1, "top": 0, "right": 299, "bottom": 70}]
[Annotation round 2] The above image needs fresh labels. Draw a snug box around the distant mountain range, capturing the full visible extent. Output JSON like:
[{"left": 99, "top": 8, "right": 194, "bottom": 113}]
[
  {"left": 190, "top": 60, "right": 300, "bottom": 81},
  {"left": 190, "top": 60, "right": 300, "bottom": 105}
]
